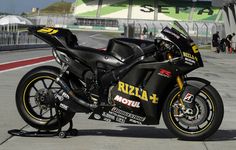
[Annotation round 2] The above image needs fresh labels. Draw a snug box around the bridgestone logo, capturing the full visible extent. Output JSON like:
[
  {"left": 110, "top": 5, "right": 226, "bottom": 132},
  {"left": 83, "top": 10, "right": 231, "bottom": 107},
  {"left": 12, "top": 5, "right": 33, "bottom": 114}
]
[
  {"left": 111, "top": 107, "right": 145, "bottom": 122},
  {"left": 114, "top": 95, "right": 140, "bottom": 108}
]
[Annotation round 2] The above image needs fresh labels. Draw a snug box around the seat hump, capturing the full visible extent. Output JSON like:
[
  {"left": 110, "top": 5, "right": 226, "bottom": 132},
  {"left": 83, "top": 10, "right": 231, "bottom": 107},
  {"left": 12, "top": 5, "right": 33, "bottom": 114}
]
[{"left": 28, "top": 26, "right": 78, "bottom": 49}]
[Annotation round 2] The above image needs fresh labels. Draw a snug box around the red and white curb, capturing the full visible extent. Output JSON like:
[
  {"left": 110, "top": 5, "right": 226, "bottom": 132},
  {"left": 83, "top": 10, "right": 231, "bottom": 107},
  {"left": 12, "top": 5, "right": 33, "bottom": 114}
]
[{"left": 0, "top": 55, "right": 54, "bottom": 73}]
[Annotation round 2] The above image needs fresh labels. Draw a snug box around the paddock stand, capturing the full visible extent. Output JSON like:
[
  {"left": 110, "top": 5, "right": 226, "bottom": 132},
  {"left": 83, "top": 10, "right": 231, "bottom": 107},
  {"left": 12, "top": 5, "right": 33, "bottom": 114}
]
[{"left": 8, "top": 104, "right": 78, "bottom": 138}]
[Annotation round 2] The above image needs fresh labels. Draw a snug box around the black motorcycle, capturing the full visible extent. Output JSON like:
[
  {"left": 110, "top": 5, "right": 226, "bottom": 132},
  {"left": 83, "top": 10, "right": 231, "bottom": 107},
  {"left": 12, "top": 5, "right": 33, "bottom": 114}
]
[{"left": 15, "top": 21, "right": 223, "bottom": 140}]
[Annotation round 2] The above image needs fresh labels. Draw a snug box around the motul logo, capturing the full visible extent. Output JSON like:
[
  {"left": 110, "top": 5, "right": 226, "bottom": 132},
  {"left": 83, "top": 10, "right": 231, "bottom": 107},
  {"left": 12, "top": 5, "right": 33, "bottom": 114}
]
[{"left": 114, "top": 95, "right": 140, "bottom": 108}]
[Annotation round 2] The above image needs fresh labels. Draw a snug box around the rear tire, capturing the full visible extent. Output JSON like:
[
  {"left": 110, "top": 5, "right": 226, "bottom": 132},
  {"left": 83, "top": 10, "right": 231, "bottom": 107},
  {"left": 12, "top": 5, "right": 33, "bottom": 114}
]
[
  {"left": 16, "top": 66, "right": 75, "bottom": 130},
  {"left": 162, "top": 85, "right": 224, "bottom": 140}
]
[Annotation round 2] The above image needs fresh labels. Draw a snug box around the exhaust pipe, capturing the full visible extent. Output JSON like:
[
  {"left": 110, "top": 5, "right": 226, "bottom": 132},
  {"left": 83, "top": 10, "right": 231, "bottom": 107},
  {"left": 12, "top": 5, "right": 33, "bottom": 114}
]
[{"left": 56, "top": 77, "right": 97, "bottom": 109}]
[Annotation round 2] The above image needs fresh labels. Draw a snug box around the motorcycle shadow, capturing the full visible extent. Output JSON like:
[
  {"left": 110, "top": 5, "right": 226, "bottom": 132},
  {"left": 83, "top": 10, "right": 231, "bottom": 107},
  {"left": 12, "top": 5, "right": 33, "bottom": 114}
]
[
  {"left": 206, "top": 130, "right": 236, "bottom": 141},
  {"left": 73, "top": 126, "right": 175, "bottom": 139},
  {"left": 71, "top": 126, "right": 236, "bottom": 141}
]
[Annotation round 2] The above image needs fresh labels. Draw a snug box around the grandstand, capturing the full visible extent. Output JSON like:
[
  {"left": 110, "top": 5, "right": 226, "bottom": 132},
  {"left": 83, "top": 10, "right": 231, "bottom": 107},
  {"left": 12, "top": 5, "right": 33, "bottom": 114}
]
[
  {"left": 70, "top": 0, "right": 226, "bottom": 44},
  {"left": 72, "top": 0, "right": 222, "bottom": 21}
]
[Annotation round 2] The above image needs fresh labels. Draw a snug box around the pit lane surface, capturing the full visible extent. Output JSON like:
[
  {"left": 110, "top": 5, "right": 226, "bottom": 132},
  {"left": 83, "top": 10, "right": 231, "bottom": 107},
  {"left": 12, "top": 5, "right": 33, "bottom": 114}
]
[{"left": 0, "top": 32, "right": 236, "bottom": 150}]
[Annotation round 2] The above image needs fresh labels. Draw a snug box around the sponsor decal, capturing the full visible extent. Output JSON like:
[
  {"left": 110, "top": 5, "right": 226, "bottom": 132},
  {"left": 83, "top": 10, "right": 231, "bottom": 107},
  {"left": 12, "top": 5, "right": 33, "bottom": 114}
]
[
  {"left": 59, "top": 103, "right": 68, "bottom": 110},
  {"left": 118, "top": 81, "right": 159, "bottom": 104},
  {"left": 183, "top": 93, "right": 194, "bottom": 103},
  {"left": 114, "top": 95, "right": 140, "bottom": 108},
  {"left": 102, "top": 112, "right": 115, "bottom": 120},
  {"left": 62, "top": 92, "right": 70, "bottom": 99},
  {"left": 37, "top": 28, "right": 59, "bottom": 35},
  {"left": 109, "top": 111, "right": 127, "bottom": 120},
  {"left": 158, "top": 68, "right": 172, "bottom": 78},
  {"left": 184, "top": 60, "right": 194, "bottom": 66},
  {"left": 149, "top": 94, "right": 158, "bottom": 104},
  {"left": 184, "top": 57, "right": 196, "bottom": 66},
  {"left": 111, "top": 107, "right": 146, "bottom": 122},
  {"left": 118, "top": 81, "right": 148, "bottom": 101},
  {"left": 54, "top": 92, "right": 70, "bottom": 102},
  {"left": 116, "top": 117, "right": 125, "bottom": 123},
  {"left": 183, "top": 52, "right": 198, "bottom": 61},
  {"left": 191, "top": 43, "right": 199, "bottom": 53},
  {"left": 129, "top": 119, "right": 142, "bottom": 125},
  {"left": 94, "top": 114, "right": 101, "bottom": 120}
]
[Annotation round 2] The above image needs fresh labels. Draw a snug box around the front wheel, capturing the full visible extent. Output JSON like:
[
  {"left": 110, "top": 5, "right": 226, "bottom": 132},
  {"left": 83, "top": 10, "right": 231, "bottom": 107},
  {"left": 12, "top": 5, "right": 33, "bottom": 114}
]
[{"left": 162, "top": 85, "right": 224, "bottom": 140}]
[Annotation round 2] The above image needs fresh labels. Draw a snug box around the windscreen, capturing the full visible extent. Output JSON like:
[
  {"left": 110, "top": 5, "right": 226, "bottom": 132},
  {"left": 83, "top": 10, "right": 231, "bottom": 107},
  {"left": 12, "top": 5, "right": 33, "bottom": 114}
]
[
  {"left": 161, "top": 21, "right": 192, "bottom": 49},
  {"left": 171, "top": 21, "right": 190, "bottom": 39}
]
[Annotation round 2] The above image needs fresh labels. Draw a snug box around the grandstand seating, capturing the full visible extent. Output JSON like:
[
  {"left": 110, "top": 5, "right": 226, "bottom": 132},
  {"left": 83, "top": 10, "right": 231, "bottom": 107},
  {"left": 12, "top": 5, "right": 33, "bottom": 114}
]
[{"left": 74, "top": 17, "right": 119, "bottom": 27}]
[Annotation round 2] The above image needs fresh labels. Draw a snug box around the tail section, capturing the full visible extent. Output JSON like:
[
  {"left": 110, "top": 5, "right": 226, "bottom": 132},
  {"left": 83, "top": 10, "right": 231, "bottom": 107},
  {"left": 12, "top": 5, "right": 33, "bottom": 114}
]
[{"left": 28, "top": 26, "right": 78, "bottom": 49}]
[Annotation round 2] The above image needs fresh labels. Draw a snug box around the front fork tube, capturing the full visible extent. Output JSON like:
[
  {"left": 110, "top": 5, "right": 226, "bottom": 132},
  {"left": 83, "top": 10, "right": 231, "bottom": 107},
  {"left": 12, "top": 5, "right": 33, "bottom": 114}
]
[
  {"left": 167, "top": 53, "right": 185, "bottom": 109},
  {"left": 176, "top": 76, "right": 185, "bottom": 108}
]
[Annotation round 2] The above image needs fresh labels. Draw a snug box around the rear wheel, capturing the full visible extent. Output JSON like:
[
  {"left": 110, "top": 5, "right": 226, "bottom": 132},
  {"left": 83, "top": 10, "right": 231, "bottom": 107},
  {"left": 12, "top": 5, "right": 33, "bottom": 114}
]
[
  {"left": 162, "top": 85, "right": 224, "bottom": 140},
  {"left": 16, "top": 66, "right": 75, "bottom": 130}
]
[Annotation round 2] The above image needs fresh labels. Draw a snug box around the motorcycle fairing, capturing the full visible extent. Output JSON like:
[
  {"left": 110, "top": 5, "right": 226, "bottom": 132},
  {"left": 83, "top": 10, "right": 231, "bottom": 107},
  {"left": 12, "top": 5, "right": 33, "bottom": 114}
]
[
  {"left": 28, "top": 26, "right": 77, "bottom": 49},
  {"left": 104, "top": 60, "right": 179, "bottom": 125},
  {"left": 29, "top": 27, "right": 150, "bottom": 79},
  {"left": 88, "top": 76, "right": 212, "bottom": 125},
  {"left": 89, "top": 106, "right": 146, "bottom": 125},
  {"left": 88, "top": 60, "right": 178, "bottom": 125},
  {"left": 161, "top": 26, "right": 204, "bottom": 71}
]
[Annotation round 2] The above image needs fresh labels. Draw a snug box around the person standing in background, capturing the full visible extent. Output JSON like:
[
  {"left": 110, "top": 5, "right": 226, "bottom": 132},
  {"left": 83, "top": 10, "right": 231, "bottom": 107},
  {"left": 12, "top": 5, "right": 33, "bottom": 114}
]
[
  {"left": 232, "top": 34, "right": 236, "bottom": 53},
  {"left": 226, "top": 33, "right": 235, "bottom": 54},
  {"left": 212, "top": 31, "right": 220, "bottom": 53}
]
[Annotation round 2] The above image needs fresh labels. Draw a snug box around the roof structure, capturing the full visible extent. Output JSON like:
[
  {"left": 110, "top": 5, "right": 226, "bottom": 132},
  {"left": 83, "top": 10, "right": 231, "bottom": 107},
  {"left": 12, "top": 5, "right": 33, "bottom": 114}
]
[{"left": 0, "top": 15, "right": 33, "bottom": 25}]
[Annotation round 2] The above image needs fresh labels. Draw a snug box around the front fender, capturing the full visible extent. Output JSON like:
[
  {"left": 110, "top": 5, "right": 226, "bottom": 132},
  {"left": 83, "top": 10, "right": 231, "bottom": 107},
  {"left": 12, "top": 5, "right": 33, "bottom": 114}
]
[
  {"left": 181, "top": 77, "right": 211, "bottom": 106},
  {"left": 185, "top": 77, "right": 210, "bottom": 90}
]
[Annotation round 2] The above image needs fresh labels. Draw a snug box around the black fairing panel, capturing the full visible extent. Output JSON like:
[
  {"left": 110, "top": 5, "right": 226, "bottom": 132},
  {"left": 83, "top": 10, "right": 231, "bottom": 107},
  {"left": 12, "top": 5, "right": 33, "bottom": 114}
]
[
  {"left": 67, "top": 47, "right": 123, "bottom": 70},
  {"left": 29, "top": 26, "right": 125, "bottom": 73},
  {"left": 161, "top": 27, "right": 204, "bottom": 70},
  {"left": 106, "top": 39, "right": 144, "bottom": 63},
  {"left": 28, "top": 26, "right": 77, "bottom": 49},
  {"left": 110, "top": 60, "right": 178, "bottom": 125},
  {"left": 29, "top": 26, "right": 147, "bottom": 73}
]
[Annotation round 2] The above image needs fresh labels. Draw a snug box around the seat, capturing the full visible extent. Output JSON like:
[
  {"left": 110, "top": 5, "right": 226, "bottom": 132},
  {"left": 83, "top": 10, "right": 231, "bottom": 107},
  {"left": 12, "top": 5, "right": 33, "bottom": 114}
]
[
  {"left": 109, "top": 38, "right": 156, "bottom": 55},
  {"left": 106, "top": 39, "right": 144, "bottom": 63},
  {"left": 64, "top": 33, "right": 144, "bottom": 64}
]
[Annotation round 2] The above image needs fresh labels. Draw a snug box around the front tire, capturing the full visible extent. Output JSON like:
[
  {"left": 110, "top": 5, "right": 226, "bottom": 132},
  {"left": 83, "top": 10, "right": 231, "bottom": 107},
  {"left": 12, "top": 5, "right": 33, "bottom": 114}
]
[
  {"left": 162, "top": 85, "right": 224, "bottom": 140},
  {"left": 16, "top": 66, "right": 75, "bottom": 130}
]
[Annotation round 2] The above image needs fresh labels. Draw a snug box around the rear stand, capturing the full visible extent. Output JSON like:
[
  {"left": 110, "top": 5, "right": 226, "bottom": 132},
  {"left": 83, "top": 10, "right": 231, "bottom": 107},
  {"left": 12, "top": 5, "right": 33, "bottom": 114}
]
[{"left": 8, "top": 104, "right": 77, "bottom": 138}]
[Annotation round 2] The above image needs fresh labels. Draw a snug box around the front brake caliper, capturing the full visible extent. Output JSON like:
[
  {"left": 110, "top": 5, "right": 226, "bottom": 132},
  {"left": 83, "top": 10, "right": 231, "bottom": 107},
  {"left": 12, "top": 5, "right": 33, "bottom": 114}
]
[{"left": 180, "top": 85, "right": 199, "bottom": 115}]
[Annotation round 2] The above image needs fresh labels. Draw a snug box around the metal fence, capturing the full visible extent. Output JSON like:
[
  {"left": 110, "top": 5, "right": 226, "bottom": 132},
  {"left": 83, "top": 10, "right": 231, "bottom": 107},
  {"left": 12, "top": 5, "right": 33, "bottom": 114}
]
[
  {"left": 0, "top": 16, "right": 225, "bottom": 46},
  {"left": 0, "top": 25, "right": 44, "bottom": 46},
  {"left": 29, "top": 15, "right": 76, "bottom": 26},
  {"left": 0, "top": 31, "right": 45, "bottom": 46},
  {"left": 120, "top": 19, "right": 225, "bottom": 45}
]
